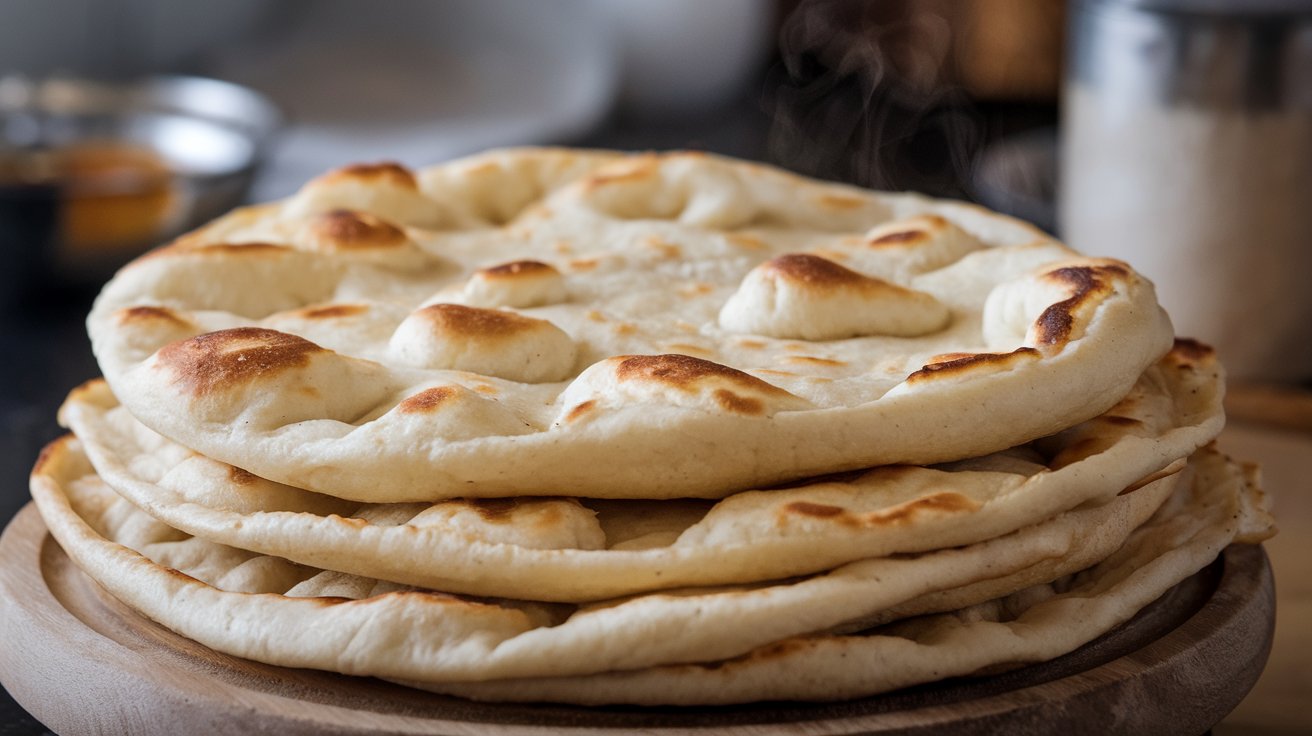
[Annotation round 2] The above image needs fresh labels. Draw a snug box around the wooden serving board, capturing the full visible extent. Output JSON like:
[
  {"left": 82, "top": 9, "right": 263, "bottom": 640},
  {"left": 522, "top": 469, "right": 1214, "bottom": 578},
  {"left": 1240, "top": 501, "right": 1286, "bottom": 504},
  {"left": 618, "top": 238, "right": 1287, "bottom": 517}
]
[{"left": 0, "top": 503, "right": 1274, "bottom": 736}]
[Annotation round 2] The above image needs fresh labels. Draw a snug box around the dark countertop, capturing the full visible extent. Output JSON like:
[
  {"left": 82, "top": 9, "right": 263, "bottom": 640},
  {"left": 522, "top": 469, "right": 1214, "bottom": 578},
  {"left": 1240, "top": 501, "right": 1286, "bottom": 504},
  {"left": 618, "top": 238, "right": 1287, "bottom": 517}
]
[
  {"left": 0, "top": 290, "right": 96, "bottom": 734},
  {"left": 0, "top": 292, "right": 100, "bottom": 519}
]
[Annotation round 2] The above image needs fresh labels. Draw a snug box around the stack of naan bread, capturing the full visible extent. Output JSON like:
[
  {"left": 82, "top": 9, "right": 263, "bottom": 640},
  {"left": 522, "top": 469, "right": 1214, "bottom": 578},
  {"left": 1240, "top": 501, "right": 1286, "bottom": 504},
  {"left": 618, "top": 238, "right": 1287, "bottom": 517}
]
[{"left": 31, "top": 148, "right": 1274, "bottom": 705}]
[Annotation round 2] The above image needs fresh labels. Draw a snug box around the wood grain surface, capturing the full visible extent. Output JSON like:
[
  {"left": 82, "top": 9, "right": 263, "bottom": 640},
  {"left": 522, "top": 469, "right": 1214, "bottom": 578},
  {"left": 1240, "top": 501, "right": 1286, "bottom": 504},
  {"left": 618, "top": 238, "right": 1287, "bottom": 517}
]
[
  {"left": 1225, "top": 384, "right": 1312, "bottom": 434},
  {"left": 0, "top": 503, "right": 1274, "bottom": 736},
  {"left": 1216, "top": 423, "right": 1312, "bottom": 735}
]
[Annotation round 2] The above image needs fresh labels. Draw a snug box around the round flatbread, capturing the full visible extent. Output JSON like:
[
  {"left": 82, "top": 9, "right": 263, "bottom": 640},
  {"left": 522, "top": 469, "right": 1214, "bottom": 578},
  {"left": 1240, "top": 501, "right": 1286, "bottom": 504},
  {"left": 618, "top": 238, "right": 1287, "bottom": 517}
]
[
  {"left": 88, "top": 148, "right": 1174, "bottom": 501},
  {"left": 59, "top": 342, "right": 1222, "bottom": 601},
  {"left": 30, "top": 434, "right": 1195, "bottom": 685}
]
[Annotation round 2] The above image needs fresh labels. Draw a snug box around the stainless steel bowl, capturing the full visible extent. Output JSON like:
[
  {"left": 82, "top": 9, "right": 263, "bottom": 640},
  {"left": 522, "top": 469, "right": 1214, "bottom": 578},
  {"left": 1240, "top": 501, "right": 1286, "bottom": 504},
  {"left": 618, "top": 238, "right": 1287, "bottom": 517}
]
[{"left": 0, "top": 75, "right": 280, "bottom": 298}]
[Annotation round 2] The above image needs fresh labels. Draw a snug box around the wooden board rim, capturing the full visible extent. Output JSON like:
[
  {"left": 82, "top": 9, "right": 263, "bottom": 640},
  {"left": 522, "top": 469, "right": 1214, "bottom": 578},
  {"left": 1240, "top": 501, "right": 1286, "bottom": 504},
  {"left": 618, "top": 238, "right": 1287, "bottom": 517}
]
[{"left": 0, "top": 502, "right": 1275, "bottom": 735}]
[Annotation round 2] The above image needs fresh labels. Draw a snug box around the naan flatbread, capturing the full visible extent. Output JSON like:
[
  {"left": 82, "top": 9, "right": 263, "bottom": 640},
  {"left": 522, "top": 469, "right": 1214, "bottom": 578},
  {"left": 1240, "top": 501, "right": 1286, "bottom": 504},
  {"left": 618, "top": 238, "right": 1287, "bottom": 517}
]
[
  {"left": 60, "top": 342, "right": 1221, "bottom": 601},
  {"left": 88, "top": 149, "right": 1174, "bottom": 501}
]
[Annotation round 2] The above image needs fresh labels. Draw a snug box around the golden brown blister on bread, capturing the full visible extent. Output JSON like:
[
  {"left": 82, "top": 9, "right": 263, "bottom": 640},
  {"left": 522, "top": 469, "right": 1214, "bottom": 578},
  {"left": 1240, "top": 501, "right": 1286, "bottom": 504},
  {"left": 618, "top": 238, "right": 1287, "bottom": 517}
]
[
  {"left": 288, "top": 161, "right": 447, "bottom": 228},
  {"left": 811, "top": 214, "right": 982, "bottom": 281},
  {"left": 389, "top": 304, "right": 576, "bottom": 382},
  {"left": 1031, "top": 261, "right": 1133, "bottom": 345},
  {"left": 557, "top": 353, "right": 810, "bottom": 421},
  {"left": 143, "top": 326, "right": 394, "bottom": 429},
  {"left": 720, "top": 254, "right": 950, "bottom": 340},
  {"left": 906, "top": 348, "right": 1042, "bottom": 384},
  {"left": 300, "top": 209, "right": 409, "bottom": 252},
  {"left": 155, "top": 327, "right": 326, "bottom": 397},
  {"left": 440, "top": 260, "right": 568, "bottom": 309}
]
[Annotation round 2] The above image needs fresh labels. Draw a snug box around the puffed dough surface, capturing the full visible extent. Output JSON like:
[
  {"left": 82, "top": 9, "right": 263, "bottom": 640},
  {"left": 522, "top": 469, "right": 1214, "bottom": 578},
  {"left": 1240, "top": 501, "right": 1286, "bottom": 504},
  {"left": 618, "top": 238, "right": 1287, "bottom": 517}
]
[{"left": 88, "top": 149, "right": 1175, "bottom": 501}]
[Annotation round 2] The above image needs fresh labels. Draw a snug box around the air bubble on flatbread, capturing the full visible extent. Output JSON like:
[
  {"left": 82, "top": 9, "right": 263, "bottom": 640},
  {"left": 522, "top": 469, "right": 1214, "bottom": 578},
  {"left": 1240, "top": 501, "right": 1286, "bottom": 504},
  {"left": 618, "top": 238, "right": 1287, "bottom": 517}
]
[
  {"left": 286, "top": 162, "right": 449, "bottom": 228},
  {"left": 555, "top": 353, "right": 811, "bottom": 421},
  {"left": 435, "top": 261, "right": 568, "bottom": 309},
  {"left": 719, "top": 254, "right": 950, "bottom": 340},
  {"left": 389, "top": 305, "right": 577, "bottom": 383}
]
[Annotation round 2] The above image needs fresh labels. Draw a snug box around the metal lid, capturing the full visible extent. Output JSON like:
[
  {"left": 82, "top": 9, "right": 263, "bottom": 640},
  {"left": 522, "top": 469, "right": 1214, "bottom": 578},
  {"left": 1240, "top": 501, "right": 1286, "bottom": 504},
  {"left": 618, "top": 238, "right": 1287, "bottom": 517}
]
[{"left": 1083, "top": 0, "right": 1312, "bottom": 14}]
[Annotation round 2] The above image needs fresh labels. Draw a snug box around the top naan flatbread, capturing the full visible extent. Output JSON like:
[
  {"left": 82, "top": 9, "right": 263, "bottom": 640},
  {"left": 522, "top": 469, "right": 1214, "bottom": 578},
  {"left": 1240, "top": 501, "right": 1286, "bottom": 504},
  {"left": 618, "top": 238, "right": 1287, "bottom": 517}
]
[{"left": 88, "top": 148, "right": 1174, "bottom": 501}]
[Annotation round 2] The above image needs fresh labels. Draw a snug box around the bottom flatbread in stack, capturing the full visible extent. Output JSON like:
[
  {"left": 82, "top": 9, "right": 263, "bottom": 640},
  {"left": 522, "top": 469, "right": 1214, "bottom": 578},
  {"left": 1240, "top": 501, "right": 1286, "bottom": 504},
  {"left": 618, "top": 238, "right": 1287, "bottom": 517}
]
[{"left": 29, "top": 433, "right": 1271, "bottom": 703}]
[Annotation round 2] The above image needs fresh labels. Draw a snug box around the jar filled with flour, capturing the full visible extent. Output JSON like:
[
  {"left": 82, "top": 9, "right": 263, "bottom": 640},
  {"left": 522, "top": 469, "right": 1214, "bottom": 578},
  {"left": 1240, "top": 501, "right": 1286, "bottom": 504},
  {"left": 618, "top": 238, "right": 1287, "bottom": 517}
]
[{"left": 1061, "top": 0, "right": 1312, "bottom": 382}]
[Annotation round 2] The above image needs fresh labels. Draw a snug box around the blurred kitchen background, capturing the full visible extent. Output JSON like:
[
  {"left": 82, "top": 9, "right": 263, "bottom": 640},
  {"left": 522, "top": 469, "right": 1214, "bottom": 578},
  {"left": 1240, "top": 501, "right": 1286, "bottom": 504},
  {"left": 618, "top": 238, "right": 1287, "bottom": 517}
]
[{"left": 0, "top": 0, "right": 1308, "bottom": 733}]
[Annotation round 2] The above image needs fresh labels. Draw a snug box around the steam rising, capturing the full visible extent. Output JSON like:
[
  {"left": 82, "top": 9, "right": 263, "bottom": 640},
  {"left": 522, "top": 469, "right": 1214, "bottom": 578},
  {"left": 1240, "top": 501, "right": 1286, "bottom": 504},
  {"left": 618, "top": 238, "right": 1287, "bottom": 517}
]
[{"left": 766, "top": 0, "right": 981, "bottom": 196}]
